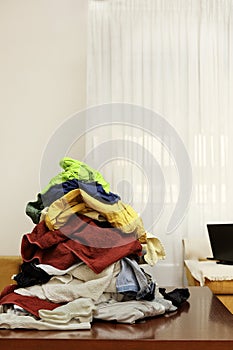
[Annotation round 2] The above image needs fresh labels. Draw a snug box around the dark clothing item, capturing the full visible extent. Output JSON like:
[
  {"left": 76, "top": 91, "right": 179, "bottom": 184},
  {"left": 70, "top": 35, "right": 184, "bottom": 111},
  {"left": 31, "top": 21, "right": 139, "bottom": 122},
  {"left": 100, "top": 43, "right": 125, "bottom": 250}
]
[
  {"left": 120, "top": 281, "right": 155, "bottom": 302},
  {"left": 13, "top": 262, "right": 51, "bottom": 288},
  {"left": 21, "top": 214, "right": 142, "bottom": 274},
  {"left": 140, "top": 281, "right": 156, "bottom": 301},
  {"left": 26, "top": 181, "right": 120, "bottom": 224},
  {"left": 0, "top": 285, "right": 63, "bottom": 318},
  {"left": 25, "top": 194, "right": 43, "bottom": 224},
  {"left": 159, "top": 288, "right": 190, "bottom": 307}
]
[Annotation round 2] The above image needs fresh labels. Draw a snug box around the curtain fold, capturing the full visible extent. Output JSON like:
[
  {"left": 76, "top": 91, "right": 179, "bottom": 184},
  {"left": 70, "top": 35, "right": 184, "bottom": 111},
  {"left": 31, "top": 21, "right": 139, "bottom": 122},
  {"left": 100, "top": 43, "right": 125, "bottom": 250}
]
[{"left": 84, "top": 0, "right": 233, "bottom": 284}]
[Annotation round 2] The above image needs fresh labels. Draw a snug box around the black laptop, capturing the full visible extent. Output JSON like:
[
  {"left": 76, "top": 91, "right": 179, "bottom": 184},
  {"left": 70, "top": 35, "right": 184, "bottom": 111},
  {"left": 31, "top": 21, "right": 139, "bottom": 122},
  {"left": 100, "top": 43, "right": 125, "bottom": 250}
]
[{"left": 207, "top": 223, "right": 233, "bottom": 265}]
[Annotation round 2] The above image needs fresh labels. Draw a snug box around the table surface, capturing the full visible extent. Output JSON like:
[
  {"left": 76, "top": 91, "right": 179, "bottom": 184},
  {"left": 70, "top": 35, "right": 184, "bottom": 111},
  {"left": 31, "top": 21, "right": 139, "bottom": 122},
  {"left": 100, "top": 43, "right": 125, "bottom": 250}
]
[{"left": 0, "top": 286, "right": 233, "bottom": 350}]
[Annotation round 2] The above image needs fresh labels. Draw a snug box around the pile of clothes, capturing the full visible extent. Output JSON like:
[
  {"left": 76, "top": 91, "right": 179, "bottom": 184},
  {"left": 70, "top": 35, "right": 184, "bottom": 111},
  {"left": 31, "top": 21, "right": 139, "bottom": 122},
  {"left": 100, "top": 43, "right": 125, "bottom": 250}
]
[{"left": 0, "top": 157, "right": 189, "bottom": 330}]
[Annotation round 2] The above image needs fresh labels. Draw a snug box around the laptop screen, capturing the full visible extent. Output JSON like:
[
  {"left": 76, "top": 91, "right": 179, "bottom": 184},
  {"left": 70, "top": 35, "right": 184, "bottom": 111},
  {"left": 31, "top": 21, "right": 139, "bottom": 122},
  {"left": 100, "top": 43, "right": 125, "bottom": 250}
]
[{"left": 207, "top": 223, "right": 233, "bottom": 264}]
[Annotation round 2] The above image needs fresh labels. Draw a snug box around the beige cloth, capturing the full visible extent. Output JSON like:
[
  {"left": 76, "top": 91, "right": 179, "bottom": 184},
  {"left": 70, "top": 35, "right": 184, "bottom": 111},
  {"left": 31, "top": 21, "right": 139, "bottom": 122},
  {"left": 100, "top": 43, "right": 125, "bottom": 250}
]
[
  {"left": 185, "top": 260, "right": 233, "bottom": 286},
  {"left": 39, "top": 298, "right": 95, "bottom": 324},
  {"left": 141, "top": 231, "right": 166, "bottom": 265}
]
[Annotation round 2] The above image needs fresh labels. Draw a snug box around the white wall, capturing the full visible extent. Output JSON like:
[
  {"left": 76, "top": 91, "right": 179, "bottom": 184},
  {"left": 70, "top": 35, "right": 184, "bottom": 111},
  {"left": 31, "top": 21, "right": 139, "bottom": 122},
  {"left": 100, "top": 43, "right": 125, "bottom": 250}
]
[{"left": 0, "top": 0, "right": 88, "bottom": 255}]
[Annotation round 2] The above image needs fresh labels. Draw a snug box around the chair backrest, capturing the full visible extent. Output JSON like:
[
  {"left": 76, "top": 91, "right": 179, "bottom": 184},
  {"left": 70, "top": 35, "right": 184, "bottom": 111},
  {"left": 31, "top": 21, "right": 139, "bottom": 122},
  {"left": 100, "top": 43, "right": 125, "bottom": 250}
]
[
  {"left": 0, "top": 256, "right": 22, "bottom": 292},
  {"left": 182, "top": 237, "right": 213, "bottom": 260}
]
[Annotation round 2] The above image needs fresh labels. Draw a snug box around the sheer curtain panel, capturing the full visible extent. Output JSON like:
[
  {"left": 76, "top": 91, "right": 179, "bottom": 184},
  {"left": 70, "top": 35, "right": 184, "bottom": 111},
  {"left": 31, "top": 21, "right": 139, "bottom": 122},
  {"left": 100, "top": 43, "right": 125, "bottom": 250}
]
[{"left": 83, "top": 0, "right": 233, "bottom": 285}]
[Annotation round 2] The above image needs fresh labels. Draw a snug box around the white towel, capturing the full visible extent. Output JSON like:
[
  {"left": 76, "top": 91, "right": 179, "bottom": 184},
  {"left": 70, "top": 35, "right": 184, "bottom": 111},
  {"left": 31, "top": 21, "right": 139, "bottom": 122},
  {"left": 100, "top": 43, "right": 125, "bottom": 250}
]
[
  {"left": 94, "top": 299, "right": 166, "bottom": 324},
  {"left": 37, "top": 262, "right": 83, "bottom": 275},
  {"left": 39, "top": 297, "right": 95, "bottom": 324}
]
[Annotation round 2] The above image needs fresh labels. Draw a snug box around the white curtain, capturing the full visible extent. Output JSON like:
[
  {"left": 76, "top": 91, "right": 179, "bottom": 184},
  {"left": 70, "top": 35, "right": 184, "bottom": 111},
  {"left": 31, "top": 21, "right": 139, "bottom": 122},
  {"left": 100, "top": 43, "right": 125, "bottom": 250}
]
[{"left": 81, "top": 0, "right": 233, "bottom": 285}]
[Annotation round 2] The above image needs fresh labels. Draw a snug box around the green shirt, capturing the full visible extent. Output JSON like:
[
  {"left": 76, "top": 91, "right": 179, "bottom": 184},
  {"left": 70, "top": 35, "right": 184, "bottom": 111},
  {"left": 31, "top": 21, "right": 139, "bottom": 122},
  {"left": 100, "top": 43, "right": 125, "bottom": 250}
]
[{"left": 41, "top": 157, "right": 110, "bottom": 194}]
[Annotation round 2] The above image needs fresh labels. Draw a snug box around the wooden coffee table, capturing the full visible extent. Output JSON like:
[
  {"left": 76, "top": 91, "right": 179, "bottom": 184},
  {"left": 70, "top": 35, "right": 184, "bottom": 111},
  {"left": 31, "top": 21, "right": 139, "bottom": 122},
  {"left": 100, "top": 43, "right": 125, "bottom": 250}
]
[{"left": 0, "top": 286, "right": 232, "bottom": 350}]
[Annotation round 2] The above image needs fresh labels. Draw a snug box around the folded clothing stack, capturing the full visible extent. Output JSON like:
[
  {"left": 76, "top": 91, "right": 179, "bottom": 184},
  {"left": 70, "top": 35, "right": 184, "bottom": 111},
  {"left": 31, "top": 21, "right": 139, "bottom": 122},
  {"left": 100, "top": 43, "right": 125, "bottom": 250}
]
[{"left": 0, "top": 157, "right": 189, "bottom": 330}]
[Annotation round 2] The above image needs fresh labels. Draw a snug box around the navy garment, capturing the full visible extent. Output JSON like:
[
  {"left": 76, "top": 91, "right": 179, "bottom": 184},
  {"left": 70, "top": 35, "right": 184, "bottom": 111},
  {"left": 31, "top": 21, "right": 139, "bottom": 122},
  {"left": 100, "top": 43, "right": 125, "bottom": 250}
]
[
  {"left": 26, "top": 180, "right": 121, "bottom": 224},
  {"left": 41, "top": 180, "right": 121, "bottom": 207}
]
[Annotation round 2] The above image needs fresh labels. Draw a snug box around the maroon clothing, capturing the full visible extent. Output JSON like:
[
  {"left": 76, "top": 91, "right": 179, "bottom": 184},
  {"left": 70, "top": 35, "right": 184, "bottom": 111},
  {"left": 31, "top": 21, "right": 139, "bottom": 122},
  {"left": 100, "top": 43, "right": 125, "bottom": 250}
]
[
  {"left": 0, "top": 285, "right": 63, "bottom": 317},
  {"left": 21, "top": 214, "right": 142, "bottom": 273}
]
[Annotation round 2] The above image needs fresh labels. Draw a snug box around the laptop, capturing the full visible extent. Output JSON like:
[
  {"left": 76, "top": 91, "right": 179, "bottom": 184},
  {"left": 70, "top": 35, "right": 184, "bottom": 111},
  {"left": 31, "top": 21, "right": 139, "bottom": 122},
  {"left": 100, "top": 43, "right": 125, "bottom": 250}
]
[{"left": 206, "top": 223, "right": 233, "bottom": 265}]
